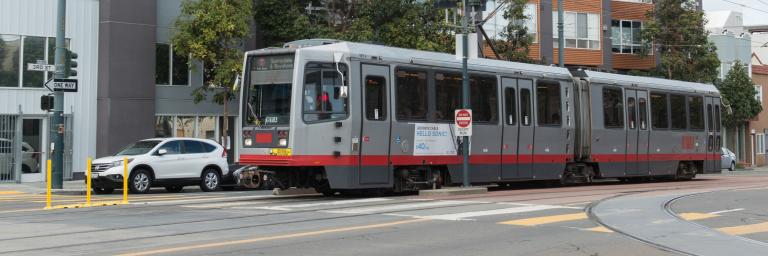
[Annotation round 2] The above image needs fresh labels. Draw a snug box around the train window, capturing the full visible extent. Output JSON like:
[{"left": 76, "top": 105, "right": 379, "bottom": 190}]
[
  {"left": 707, "top": 104, "right": 713, "bottom": 132},
  {"left": 536, "top": 80, "right": 561, "bottom": 126},
  {"left": 302, "top": 63, "right": 349, "bottom": 122},
  {"left": 670, "top": 94, "right": 687, "bottom": 130},
  {"left": 365, "top": 76, "right": 387, "bottom": 121},
  {"left": 639, "top": 98, "right": 648, "bottom": 130},
  {"left": 602, "top": 87, "right": 624, "bottom": 128},
  {"left": 520, "top": 88, "right": 532, "bottom": 126},
  {"left": 627, "top": 97, "right": 636, "bottom": 129},
  {"left": 688, "top": 96, "right": 704, "bottom": 130},
  {"left": 505, "top": 88, "right": 517, "bottom": 125},
  {"left": 471, "top": 75, "right": 498, "bottom": 123},
  {"left": 396, "top": 69, "right": 428, "bottom": 121},
  {"left": 434, "top": 72, "right": 462, "bottom": 122},
  {"left": 651, "top": 93, "right": 669, "bottom": 129},
  {"left": 715, "top": 105, "right": 721, "bottom": 132}
]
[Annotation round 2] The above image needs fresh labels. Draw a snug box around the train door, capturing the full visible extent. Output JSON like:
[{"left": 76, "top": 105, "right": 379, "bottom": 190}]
[
  {"left": 704, "top": 99, "right": 714, "bottom": 172},
  {"left": 500, "top": 78, "right": 519, "bottom": 179},
  {"left": 358, "top": 64, "right": 391, "bottom": 185},
  {"left": 517, "top": 79, "right": 534, "bottom": 178},
  {"left": 625, "top": 90, "right": 639, "bottom": 175},
  {"left": 713, "top": 97, "right": 722, "bottom": 172},
  {"left": 637, "top": 91, "right": 650, "bottom": 175}
]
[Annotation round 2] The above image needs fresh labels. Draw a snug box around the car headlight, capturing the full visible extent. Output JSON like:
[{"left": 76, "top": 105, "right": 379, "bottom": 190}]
[
  {"left": 110, "top": 158, "right": 133, "bottom": 167},
  {"left": 278, "top": 138, "right": 288, "bottom": 147}
]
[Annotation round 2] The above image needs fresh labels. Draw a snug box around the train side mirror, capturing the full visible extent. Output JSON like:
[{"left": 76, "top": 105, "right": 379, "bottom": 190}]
[{"left": 333, "top": 52, "right": 348, "bottom": 98}]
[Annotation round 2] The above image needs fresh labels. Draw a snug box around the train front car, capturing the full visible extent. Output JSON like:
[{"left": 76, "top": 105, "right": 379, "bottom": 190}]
[{"left": 236, "top": 45, "right": 361, "bottom": 194}]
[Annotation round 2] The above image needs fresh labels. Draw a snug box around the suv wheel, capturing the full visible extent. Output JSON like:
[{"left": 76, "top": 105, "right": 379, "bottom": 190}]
[
  {"left": 200, "top": 168, "right": 221, "bottom": 192},
  {"left": 129, "top": 169, "right": 153, "bottom": 194},
  {"left": 93, "top": 187, "right": 114, "bottom": 194}
]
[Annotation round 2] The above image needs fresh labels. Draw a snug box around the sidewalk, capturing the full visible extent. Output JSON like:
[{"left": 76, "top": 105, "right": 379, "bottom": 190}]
[{"left": 0, "top": 180, "right": 87, "bottom": 195}]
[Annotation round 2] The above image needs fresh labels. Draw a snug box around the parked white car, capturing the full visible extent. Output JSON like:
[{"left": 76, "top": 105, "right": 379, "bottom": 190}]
[
  {"left": 90, "top": 138, "right": 228, "bottom": 194},
  {"left": 0, "top": 138, "right": 40, "bottom": 174},
  {"left": 721, "top": 147, "right": 736, "bottom": 171}
]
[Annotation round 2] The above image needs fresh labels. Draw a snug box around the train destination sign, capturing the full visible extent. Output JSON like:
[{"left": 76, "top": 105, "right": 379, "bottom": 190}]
[{"left": 454, "top": 109, "right": 472, "bottom": 136}]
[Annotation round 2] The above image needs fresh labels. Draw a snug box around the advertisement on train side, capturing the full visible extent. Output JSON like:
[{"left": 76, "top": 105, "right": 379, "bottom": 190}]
[{"left": 413, "top": 123, "right": 457, "bottom": 156}]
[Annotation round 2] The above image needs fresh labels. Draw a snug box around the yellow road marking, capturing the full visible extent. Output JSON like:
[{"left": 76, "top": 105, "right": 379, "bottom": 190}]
[
  {"left": 679, "top": 212, "right": 719, "bottom": 221},
  {"left": 0, "top": 190, "right": 24, "bottom": 195},
  {"left": 584, "top": 226, "right": 614, "bottom": 233},
  {"left": 718, "top": 222, "right": 768, "bottom": 235},
  {"left": 117, "top": 218, "right": 429, "bottom": 256},
  {"left": 498, "top": 212, "right": 588, "bottom": 226}
]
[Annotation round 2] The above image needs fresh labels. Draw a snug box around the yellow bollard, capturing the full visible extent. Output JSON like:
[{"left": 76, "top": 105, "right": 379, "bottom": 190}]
[
  {"left": 86, "top": 158, "right": 92, "bottom": 206},
  {"left": 122, "top": 157, "right": 128, "bottom": 204},
  {"left": 45, "top": 159, "right": 52, "bottom": 209}
]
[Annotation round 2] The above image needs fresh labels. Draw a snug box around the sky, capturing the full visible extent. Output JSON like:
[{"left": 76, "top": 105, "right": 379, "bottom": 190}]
[{"left": 702, "top": 0, "right": 768, "bottom": 25}]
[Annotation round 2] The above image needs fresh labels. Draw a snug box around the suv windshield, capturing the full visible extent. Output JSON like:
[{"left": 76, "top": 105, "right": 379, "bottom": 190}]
[
  {"left": 115, "top": 141, "right": 161, "bottom": 156},
  {"left": 247, "top": 83, "right": 292, "bottom": 125}
]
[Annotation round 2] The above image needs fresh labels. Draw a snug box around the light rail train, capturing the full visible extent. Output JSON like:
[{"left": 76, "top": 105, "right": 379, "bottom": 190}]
[{"left": 233, "top": 41, "right": 722, "bottom": 194}]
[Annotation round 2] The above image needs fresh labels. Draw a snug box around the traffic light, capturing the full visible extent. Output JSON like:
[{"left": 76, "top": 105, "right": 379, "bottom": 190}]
[
  {"left": 40, "top": 95, "right": 54, "bottom": 111},
  {"left": 64, "top": 49, "right": 77, "bottom": 78}
]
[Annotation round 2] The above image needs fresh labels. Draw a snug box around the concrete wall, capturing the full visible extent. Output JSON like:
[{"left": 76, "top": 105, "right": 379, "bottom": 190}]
[
  {"left": 709, "top": 33, "right": 752, "bottom": 79},
  {"left": 0, "top": 0, "right": 100, "bottom": 175},
  {"left": 97, "top": 0, "right": 157, "bottom": 157}
]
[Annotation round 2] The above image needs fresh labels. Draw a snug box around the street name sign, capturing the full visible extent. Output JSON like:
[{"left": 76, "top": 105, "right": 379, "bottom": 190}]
[
  {"left": 44, "top": 78, "right": 78, "bottom": 92},
  {"left": 454, "top": 109, "right": 472, "bottom": 136},
  {"left": 27, "top": 63, "right": 56, "bottom": 72}
]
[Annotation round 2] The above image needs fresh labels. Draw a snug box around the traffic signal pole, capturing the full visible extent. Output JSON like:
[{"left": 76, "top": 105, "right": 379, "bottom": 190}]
[
  {"left": 52, "top": 0, "right": 66, "bottom": 189},
  {"left": 557, "top": 0, "right": 564, "bottom": 67},
  {"left": 461, "top": 0, "right": 471, "bottom": 187}
]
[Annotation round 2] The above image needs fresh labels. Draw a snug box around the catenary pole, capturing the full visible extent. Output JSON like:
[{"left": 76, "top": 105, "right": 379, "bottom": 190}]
[
  {"left": 52, "top": 0, "right": 66, "bottom": 189},
  {"left": 557, "top": 0, "right": 564, "bottom": 67},
  {"left": 461, "top": 0, "right": 471, "bottom": 187}
]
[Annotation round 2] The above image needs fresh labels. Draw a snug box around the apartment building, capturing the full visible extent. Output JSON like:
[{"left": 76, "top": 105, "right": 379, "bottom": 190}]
[{"left": 483, "top": 0, "right": 669, "bottom": 72}]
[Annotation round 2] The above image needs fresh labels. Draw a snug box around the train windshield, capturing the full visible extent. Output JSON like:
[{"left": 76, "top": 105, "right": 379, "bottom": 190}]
[{"left": 245, "top": 54, "right": 295, "bottom": 126}]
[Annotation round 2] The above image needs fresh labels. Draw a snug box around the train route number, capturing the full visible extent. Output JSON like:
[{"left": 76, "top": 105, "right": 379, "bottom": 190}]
[{"left": 455, "top": 109, "right": 472, "bottom": 136}]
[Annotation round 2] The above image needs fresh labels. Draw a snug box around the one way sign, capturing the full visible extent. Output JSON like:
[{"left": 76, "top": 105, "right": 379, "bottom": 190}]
[{"left": 44, "top": 78, "right": 78, "bottom": 92}]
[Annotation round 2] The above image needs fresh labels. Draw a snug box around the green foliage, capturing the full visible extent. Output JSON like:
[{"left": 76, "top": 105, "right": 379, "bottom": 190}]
[
  {"left": 493, "top": 0, "right": 533, "bottom": 62},
  {"left": 717, "top": 62, "right": 762, "bottom": 126},
  {"left": 641, "top": 0, "right": 719, "bottom": 83},
  {"left": 172, "top": 0, "right": 253, "bottom": 105},
  {"left": 253, "top": 0, "right": 455, "bottom": 53}
]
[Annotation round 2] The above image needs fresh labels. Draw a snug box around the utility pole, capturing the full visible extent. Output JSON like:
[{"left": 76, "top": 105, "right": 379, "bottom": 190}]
[
  {"left": 52, "top": 0, "right": 66, "bottom": 189},
  {"left": 461, "top": 0, "right": 472, "bottom": 187},
  {"left": 557, "top": 0, "right": 564, "bottom": 67}
]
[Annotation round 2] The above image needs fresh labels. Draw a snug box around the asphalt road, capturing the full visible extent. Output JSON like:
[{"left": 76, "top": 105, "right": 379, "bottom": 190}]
[{"left": 0, "top": 171, "right": 767, "bottom": 256}]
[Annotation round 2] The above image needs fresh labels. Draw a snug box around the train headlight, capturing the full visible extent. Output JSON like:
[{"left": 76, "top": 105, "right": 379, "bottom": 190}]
[
  {"left": 278, "top": 138, "right": 288, "bottom": 147},
  {"left": 244, "top": 138, "right": 253, "bottom": 146}
]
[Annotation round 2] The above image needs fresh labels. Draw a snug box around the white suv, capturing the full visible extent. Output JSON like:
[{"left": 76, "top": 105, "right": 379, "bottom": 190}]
[{"left": 90, "top": 138, "right": 228, "bottom": 194}]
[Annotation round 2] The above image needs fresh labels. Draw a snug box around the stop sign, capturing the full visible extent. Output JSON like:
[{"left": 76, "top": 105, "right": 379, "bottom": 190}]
[{"left": 454, "top": 109, "right": 472, "bottom": 136}]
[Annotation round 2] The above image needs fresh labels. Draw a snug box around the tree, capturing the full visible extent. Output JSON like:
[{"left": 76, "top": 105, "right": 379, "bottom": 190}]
[
  {"left": 718, "top": 61, "right": 761, "bottom": 127},
  {"left": 252, "top": 0, "right": 454, "bottom": 53},
  {"left": 172, "top": 0, "right": 253, "bottom": 146},
  {"left": 493, "top": 0, "right": 533, "bottom": 62},
  {"left": 641, "top": 0, "right": 719, "bottom": 83}
]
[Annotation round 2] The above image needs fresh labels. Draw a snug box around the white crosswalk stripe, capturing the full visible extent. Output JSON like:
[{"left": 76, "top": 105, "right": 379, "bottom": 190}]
[
  {"left": 422, "top": 205, "right": 572, "bottom": 221},
  {"left": 323, "top": 200, "right": 476, "bottom": 214},
  {"left": 233, "top": 198, "right": 392, "bottom": 211}
]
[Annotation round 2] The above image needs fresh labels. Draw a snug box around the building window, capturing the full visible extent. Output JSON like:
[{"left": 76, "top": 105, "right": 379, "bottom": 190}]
[
  {"left": 757, "top": 133, "right": 765, "bottom": 155},
  {"left": 396, "top": 69, "right": 428, "bottom": 121},
  {"left": 603, "top": 87, "right": 624, "bottom": 128},
  {"left": 483, "top": 3, "right": 538, "bottom": 42},
  {"left": 155, "top": 43, "right": 190, "bottom": 86},
  {"left": 22, "top": 36, "right": 46, "bottom": 88},
  {"left": 0, "top": 35, "right": 21, "bottom": 87},
  {"left": 176, "top": 116, "right": 196, "bottom": 137},
  {"left": 155, "top": 116, "right": 173, "bottom": 138},
  {"left": 611, "top": 20, "right": 643, "bottom": 54},
  {"left": 553, "top": 11, "right": 600, "bottom": 50},
  {"left": 536, "top": 80, "right": 561, "bottom": 126},
  {"left": 198, "top": 116, "right": 216, "bottom": 140},
  {"left": 156, "top": 115, "right": 222, "bottom": 140},
  {"left": 756, "top": 86, "right": 763, "bottom": 104}
]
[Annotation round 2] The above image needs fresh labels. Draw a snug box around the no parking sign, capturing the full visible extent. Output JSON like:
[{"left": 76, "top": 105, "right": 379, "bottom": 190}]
[{"left": 454, "top": 109, "right": 472, "bottom": 136}]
